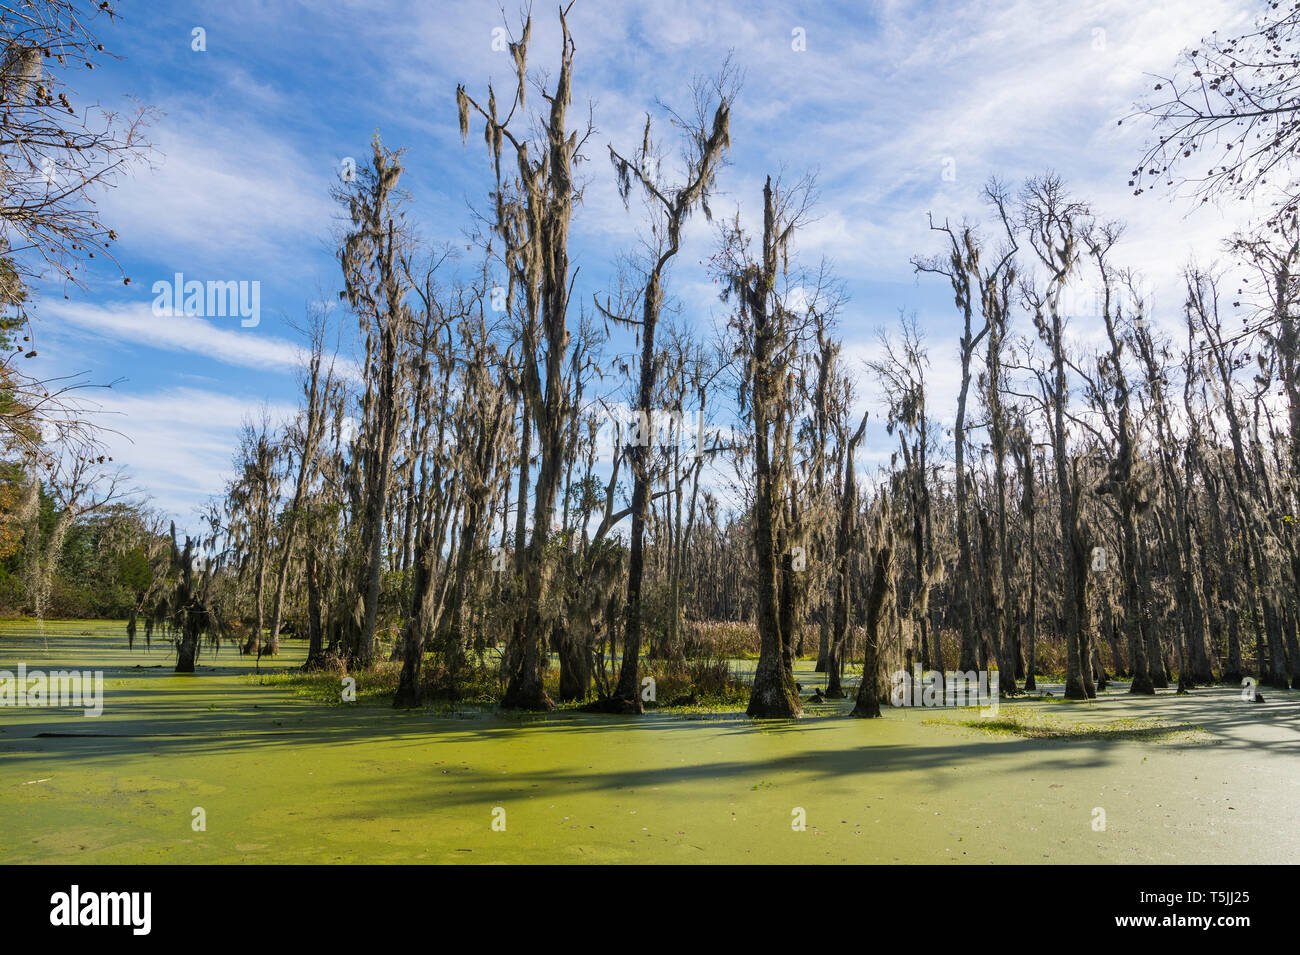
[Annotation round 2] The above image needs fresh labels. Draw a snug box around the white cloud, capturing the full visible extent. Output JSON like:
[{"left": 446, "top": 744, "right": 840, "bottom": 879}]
[
  {"left": 83, "top": 386, "right": 299, "bottom": 525},
  {"left": 42, "top": 300, "right": 313, "bottom": 373},
  {"left": 96, "top": 104, "right": 337, "bottom": 276}
]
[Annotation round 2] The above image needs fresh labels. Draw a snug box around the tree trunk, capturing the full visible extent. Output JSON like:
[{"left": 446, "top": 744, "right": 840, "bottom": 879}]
[{"left": 851, "top": 541, "right": 894, "bottom": 718}]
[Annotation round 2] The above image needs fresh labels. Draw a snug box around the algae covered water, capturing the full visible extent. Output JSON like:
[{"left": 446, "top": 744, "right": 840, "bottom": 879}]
[{"left": 2, "top": 621, "right": 1298, "bottom": 864}]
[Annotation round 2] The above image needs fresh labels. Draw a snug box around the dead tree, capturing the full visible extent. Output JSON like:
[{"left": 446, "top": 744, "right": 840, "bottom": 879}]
[
  {"left": 457, "top": 7, "right": 590, "bottom": 709},
  {"left": 1010, "top": 424, "right": 1039, "bottom": 690},
  {"left": 337, "top": 137, "right": 413, "bottom": 668},
  {"left": 914, "top": 180, "right": 1017, "bottom": 676},
  {"left": 392, "top": 273, "right": 478, "bottom": 706},
  {"left": 1084, "top": 228, "right": 1157, "bottom": 693},
  {"left": 1132, "top": 4, "right": 1300, "bottom": 226},
  {"left": 1019, "top": 174, "right": 1095, "bottom": 700},
  {"left": 716, "top": 173, "right": 816, "bottom": 718},
  {"left": 25, "top": 452, "right": 123, "bottom": 620},
  {"left": 851, "top": 494, "right": 897, "bottom": 719},
  {"left": 1194, "top": 270, "right": 1294, "bottom": 686},
  {"left": 594, "top": 66, "right": 733, "bottom": 712},
  {"left": 870, "top": 313, "right": 943, "bottom": 683},
  {"left": 225, "top": 414, "right": 280, "bottom": 656},
  {"left": 826, "top": 410, "right": 866, "bottom": 698},
  {"left": 978, "top": 190, "right": 1020, "bottom": 695},
  {"left": 265, "top": 311, "right": 341, "bottom": 656}
]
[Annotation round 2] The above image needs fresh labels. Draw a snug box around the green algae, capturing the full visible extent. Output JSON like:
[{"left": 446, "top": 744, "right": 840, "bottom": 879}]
[
  {"left": 1, "top": 619, "right": 1298, "bottom": 864},
  {"left": 924, "top": 705, "right": 1211, "bottom": 743}
]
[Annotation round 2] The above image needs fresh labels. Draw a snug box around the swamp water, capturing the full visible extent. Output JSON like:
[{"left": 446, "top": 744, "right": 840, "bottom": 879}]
[{"left": 1, "top": 620, "right": 1297, "bottom": 864}]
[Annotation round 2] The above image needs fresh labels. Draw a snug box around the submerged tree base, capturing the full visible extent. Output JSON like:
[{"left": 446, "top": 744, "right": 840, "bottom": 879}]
[
  {"left": 1129, "top": 673, "right": 1155, "bottom": 694},
  {"left": 850, "top": 698, "right": 882, "bottom": 718},
  {"left": 746, "top": 679, "right": 803, "bottom": 718},
  {"left": 500, "top": 681, "right": 555, "bottom": 712},
  {"left": 1064, "top": 678, "right": 1089, "bottom": 700},
  {"left": 588, "top": 695, "right": 643, "bottom": 715},
  {"left": 393, "top": 686, "right": 422, "bottom": 708}
]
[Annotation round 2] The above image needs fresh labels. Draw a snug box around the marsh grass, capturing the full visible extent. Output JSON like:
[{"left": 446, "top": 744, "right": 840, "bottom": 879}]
[
  {"left": 248, "top": 649, "right": 752, "bottom": 713},
  {"left": 248, "top": 657, "right": 501, "bottom": 711},
  {"left": 681, "top": 619, "right": 760, "bottom": 659},
  {"left": 924, "top": 705, "right": 1209, "bottom": 742}
]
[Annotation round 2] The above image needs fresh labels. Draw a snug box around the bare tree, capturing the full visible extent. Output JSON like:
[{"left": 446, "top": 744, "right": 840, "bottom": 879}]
[
  {"left": 265, "top": 310, "right": 342, "bottom": 656},
  {"left": 1083, "top": 226, "right": 1157, "bottom": 693},
  {"left": 457, "top": 6, "right": 591, "bottom": 709},
  {"left": 336, "top": 137, "right": 413, "bottom": 668},
  {"left": 851, "top": 493, "right": 897, "bottom": 719},
  {"left": 913, "top": 180, "right": 1017, "bottom": 677},
  {"left": 1018, "top": 174, "right": 1096, "bottom": 700},
  {"left": 224, "top": 413, "right": 280, "bottom": 656},
  {"left": 0, "top": 1, "right": 154, "bottom": 290},
  {"left": 1131, "top": 4, "right": 1300, "bottom": 224},
  {"left": 825, "top": 408, "right": 866, "bottom": 698},
  {"left": 25, "top": 451, "right": 123, "bottom": 619},
  {"left": 596, "top": 63, "right": 735, "bottom": 713},
  {"left": 0, "top": 2, "right": 153, "bottom": 456},
  {"left": 869, "top": 313, "right": 943, "bottom": 684},
  {"left": 716, "top": 173, "right": 817, "bottom": 718}
]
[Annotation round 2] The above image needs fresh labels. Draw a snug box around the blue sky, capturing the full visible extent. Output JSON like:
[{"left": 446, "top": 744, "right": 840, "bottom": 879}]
[{"left": 29, "top": 0, "right": 1262, "bottom": 526}]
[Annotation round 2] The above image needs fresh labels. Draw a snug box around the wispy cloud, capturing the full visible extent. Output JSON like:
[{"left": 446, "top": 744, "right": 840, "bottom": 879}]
[
  {"left": 96, "top": 104, "right": 338, "bottom": 277},
  {"left": 81, "top": 386, "right": 299, "bottom": 522},
  {"left": 43, "top": 301, "right": 310, "bottom": 372}
]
